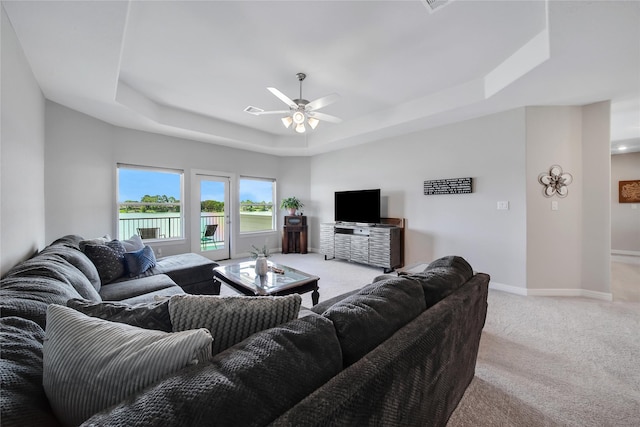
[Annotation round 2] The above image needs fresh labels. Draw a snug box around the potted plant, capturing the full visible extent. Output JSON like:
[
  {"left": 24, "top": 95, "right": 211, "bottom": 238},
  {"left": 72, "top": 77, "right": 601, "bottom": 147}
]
[{"left": 280, "top": 196, "right": 304, "bottom": 215}]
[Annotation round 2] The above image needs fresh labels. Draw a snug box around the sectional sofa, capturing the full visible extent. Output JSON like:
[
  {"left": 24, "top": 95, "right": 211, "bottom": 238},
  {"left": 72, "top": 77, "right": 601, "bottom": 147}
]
[{"left": 1, "top": 233, "right": 489, "bottom": 426}]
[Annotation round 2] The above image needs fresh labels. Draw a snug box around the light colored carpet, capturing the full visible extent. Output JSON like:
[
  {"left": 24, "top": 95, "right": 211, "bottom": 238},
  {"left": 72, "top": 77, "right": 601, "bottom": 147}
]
[
  {"left": 218, "top": 253, "right": 640, "bottom": 426},
  {"left": 448, "top": 290, "right": 640, "bottom": 427}
]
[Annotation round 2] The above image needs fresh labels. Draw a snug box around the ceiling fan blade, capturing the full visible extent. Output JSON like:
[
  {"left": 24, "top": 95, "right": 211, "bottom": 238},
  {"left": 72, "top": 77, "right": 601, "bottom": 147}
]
[
  {"left": 305, "top": 93, "right": 340, "bottom": 111},
  {"left": 309, "top": 111, "right": 342, "bottom": 123},
  {"left": 267, "top": 87, "right": 298, "bottom": 109}
]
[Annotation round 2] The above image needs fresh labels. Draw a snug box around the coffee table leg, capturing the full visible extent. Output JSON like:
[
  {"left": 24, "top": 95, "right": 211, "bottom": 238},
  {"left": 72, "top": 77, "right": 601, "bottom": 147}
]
[{"left": 312, "top": 287, "right": 320, "bottom": 306}]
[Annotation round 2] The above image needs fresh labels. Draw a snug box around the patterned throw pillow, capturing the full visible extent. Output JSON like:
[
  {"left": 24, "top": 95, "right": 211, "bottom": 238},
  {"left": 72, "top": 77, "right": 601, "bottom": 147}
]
[
  {"left": 43, "top": 305, "right": 213, "bottom": 427},
  {"left": 67, "top": 298, "right": 172, "bottom": 332},
  {"left": 124, "top": 245, "right": 156, "bottom": 277},
  {"left": 82, "top": 240, "right": 126, "bottom": 284},
  {"left": 169, "top": 294, "right": 301, "bottom": 355}
]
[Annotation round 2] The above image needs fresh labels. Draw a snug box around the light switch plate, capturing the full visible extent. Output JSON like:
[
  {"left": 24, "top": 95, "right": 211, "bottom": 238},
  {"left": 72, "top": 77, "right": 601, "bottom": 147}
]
[{"left": 551, "top": 201, "right": 559, "bottom": 211}]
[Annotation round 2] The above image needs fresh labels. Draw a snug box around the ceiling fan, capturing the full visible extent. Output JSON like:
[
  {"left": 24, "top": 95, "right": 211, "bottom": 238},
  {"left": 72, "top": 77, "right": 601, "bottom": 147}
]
[{"left": 244, "top": 72, "right": 342, "bottom": 134}]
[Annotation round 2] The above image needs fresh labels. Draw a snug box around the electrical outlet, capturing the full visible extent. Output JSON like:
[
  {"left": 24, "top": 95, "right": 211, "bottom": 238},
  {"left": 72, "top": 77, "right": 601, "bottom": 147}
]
[
  {"left": 551, "top": 201, "right": 559, "bottom": 211},
  {"left": 497, "top": 201, "right": 509, "bottom": 210}
]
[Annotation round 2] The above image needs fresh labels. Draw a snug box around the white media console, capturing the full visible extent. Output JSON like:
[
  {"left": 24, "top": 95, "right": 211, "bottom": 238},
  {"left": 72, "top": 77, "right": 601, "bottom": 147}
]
[{"left": 320, "top": 222, "right": 403, "bottom": 272}]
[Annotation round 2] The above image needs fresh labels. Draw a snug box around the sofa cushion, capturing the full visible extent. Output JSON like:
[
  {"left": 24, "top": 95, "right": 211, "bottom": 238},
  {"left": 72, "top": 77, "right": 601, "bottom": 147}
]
[
  {"left": 83, "top": 314, "right": 343, "bottom": 426},
  {"left": 169, "top": 294, "right": 301, "bottom": 354},
  {"left": 411, "top": 255, "right": 475, "bottom": 308},
  {"left": 41, "top": 243, "right": 102, "bottom": 291},
  {"left": 67, "top": 298, "right": 172, "bottom": 332},
  {"left": 83, "top": 240, "right": 127, "bottom": 284},
  {"left": 98, "top": 274, "right": 180, "bottom": 302},
  {"left": 0, "top": 317, "right": 61, "bottom": 427},
  {"left": 155, "top": 253, "right": 217, "bottom": 291},
  {"left": 427, "top": 255, "right": 474, "bottom": 277},
  {"left": 124, "top": 245, "right": 156, "bottom": 277},
  {"left": 43, "top": 305, "right": 213, "bottom": 427},
  {"left": 323, "top": 276, "right": 426, "bottom": 366},
  {"left": 0, "top": 274, "right": 83, "bottom": 329}
]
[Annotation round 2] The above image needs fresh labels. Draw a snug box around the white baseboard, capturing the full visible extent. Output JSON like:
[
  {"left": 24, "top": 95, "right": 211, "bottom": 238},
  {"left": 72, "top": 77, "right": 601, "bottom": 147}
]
[
  {"left": 490, "top": 282, "right": 613, "bottom": 301},
  {"left": 489, "top": 282, "right": 528, "bottom": 296},
  {"left": 612, "top": 249, "right": 640, "bottom": 257},
  {"left": 612, "top": 250, "right": 640, "bottom": 265}
]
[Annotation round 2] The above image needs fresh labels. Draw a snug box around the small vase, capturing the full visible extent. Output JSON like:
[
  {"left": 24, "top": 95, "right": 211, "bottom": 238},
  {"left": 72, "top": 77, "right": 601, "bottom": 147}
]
[
  {"left": 288, "top": 208, "right": 296, "bottom": 215},
  {"left": 255, "top": 255, "right": 268, "bottom": 276}
]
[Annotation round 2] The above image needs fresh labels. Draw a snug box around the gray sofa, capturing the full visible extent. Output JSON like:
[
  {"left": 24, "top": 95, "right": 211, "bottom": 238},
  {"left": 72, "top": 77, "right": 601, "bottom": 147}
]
[{"left": 1, "top": 236, "right": 489, "bottom": 427}]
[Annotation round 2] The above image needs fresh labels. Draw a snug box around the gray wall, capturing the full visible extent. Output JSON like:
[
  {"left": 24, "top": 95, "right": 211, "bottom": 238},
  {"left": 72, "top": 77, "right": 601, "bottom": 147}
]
[
  {"left": 310, "top": 108, "right": 528, "bottom": 290},
  {"left": 1, "top": 3, "right": 614, "bottom": 295},
  {"left": 44, "top": 102, "right": 310, "bottom": 258},
  {"left": 525, "top": 103, "right": 611, "bottom": 296},
  {"left": 1, "top": 7, "right": 46, "bottom": 275},
  {"left": 611, "top": 151, "right": 640, "bottom": 253},
  {"left": 310, "top": 104, "right": 612, "bottom": 297}
]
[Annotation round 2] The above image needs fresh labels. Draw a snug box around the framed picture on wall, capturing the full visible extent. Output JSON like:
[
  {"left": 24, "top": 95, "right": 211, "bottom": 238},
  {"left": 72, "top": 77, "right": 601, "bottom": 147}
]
[{"left": 619, "top": 180, "right": 640, "bottom": 203}]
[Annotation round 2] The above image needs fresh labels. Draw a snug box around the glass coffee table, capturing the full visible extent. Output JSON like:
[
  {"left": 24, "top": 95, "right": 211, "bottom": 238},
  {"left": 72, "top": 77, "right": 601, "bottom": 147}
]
[{"left": 213, "top": 260, "right": 320, "bottom": 305}]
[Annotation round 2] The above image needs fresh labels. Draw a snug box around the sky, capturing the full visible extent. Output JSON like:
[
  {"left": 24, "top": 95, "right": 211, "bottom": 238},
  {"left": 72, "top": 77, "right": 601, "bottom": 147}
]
[{"left": 119, "top": 169, "right": 273, "bottom": 203}]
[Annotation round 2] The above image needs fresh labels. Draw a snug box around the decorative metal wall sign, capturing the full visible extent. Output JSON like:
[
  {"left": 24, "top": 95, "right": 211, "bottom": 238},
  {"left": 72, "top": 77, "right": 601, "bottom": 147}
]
[
  {"left": 424, "top": 177, "right": 472, "bottom": 195},
  {"left": 619, "top": 180, "right": 640, "bottom": 203},
  {"left": 538, "top": 165, "right": 573, "bottom": 198}
]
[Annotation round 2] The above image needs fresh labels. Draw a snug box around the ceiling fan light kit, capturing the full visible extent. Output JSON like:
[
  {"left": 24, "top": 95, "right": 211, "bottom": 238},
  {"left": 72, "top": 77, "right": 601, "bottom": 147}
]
[{"left": 245, "top": 72, "right": 342, "bottom": 134}]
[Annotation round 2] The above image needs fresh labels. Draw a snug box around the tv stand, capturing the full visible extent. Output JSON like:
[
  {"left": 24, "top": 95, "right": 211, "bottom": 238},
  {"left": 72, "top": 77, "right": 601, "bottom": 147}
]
[{"left": 320, "top": 220, "right": 403, "bottom": 273}]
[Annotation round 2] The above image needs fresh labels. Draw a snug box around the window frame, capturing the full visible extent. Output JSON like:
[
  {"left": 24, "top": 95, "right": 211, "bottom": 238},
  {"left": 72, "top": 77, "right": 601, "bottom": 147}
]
[
  {"left": 238, "top": 176, "right": 277, "bottom": 235},
  {"left": 116, "top": 163, "right": 185, "bottom": 242}
]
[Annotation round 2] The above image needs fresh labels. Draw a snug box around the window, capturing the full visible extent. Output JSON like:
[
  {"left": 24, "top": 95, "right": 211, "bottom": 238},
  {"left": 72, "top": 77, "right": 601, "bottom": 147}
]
[
  {"left": 239, "top": 177, "right": 275, "bottom": 233},
  {"left": 117, "top": 164, "right": 184, "bottom": 241}
]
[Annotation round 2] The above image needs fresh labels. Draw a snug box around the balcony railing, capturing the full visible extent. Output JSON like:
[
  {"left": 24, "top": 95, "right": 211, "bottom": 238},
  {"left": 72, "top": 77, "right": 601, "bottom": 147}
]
[{"left": 118, "top": 214, "right": 225, "bottom": 242}]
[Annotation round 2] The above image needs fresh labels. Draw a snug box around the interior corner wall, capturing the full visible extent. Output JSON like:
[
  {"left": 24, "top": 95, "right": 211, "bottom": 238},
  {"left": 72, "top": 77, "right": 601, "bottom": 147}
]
[
  {"left": 1, "top": 6, "right": 46, "bottom": 276},
  {"left": 525, "top": 103, "right": 611, "bottom": 295},
  {"left": 44, "top": 101, "right": 114, "bottom": 243},
  {"left": 309, "top": 108, "right": 528, "bottom": 290},
  {"left": 611, "top": 151, "right": 640, "bottom": 253},
  {"left": 580, "top": 101, "right": 610, "bottom": 293}
]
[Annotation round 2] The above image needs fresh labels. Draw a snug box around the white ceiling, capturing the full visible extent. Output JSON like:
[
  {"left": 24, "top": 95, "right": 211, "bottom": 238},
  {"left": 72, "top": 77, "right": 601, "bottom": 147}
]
[{"left": 3, "top": 0, "right": 639, "bottom": 156}]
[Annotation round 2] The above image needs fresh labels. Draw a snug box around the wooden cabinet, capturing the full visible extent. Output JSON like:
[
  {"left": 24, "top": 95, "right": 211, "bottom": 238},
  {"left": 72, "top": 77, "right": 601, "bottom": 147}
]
[
  {"left": 320, "top": 222, "right": 403, "bottom": 272},
  {"left": 282, "top": 216, "right": 307, "bottom": 254}
]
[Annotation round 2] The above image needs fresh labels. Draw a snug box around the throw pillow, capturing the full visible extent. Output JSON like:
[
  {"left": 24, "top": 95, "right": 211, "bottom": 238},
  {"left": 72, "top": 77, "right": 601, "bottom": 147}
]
[
  {"left": 124, "top": 245, "right": 156, "bottom": 277},
  {"left": 67, "top": 298, "right": 172, "bottom": 332},
  {"left": 169, "top": 294, "right": 301, "bottom": 355},
  {"left": 43, "top": 304, "right": 212, "bottom": 427},
  {"left": 121, "top": 234, "right": 145, "bottom": 252},
  {"left": 83, "top": 240, "right": 126, "bottom": 284},
  {"left": 78, "top": 234, "right": 112, "bottom": 251}
]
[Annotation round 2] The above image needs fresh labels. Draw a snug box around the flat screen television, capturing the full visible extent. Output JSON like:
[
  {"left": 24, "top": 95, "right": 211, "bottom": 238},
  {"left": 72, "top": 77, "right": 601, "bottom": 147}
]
[{"left": 334, "top": 189, "right": 381, "bottom": 224}]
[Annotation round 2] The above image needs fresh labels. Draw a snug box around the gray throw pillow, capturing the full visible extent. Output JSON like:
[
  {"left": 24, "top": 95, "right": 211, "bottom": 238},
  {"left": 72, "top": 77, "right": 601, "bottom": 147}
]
[
  {"left": 67, "top": 298, "right": 172, "bottom": 332},
  {"left": 83, "top": 240, "right": 126, "bottom": 284},
  {"left": 169, "top": 294, "right": 301, "bottom": 355},
  {"left": 121, "top": 234, "right": 145, "bottom": 252},
  {"left": 43, "top": 305, "right": 213, "bottom": 427}
]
